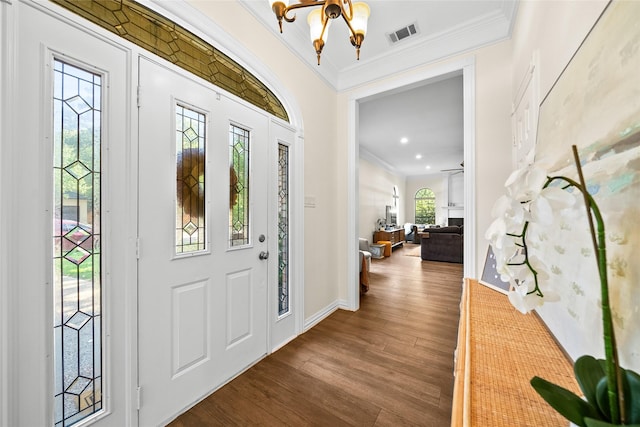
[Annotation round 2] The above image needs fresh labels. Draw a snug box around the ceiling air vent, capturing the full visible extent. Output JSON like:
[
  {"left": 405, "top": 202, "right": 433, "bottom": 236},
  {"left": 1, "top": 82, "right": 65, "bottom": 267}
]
[{"left": 387, "top": 22, "right": 419, "bottom": 44}]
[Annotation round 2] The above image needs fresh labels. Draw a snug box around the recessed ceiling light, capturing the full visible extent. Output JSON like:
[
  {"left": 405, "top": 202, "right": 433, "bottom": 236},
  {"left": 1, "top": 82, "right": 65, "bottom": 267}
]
[
  {"left": 415, "top": 154, "right": 422, "bottom": 159},
  {"left": 400, "top": 137, "right": 408, "bottom": 144},
  {"left": 425, "top": 165, "right": 431, "bottom": 169}
]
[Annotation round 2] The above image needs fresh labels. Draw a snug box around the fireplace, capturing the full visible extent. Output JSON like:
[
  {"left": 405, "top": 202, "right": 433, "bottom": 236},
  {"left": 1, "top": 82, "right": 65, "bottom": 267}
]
[{"left": 448, "top": 218, "right": 463, "bottom": 227}]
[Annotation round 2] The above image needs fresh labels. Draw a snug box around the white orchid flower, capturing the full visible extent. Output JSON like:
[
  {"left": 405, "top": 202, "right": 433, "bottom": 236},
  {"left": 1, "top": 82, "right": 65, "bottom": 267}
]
[
  {"left": 489, "top": 194, "right": 526, "bottom": 231},
  {"left": 489, "top": 163, "right": 578, "bottom": 313},
  {"left": 508, "top": 288, "right": 543, "bottom": 314},
  {"left": 505, "top": 166, "right": 548, "bottom": 203},
  {"left": 530, "top": 186, "right": 576, "bottom": 225}
]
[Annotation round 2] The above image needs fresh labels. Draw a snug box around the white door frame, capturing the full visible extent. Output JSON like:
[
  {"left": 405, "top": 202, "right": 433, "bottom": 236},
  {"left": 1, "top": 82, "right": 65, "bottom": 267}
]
[
  {"left": 347, "top": 57, "right": 477, "bottom": 311},
  {"left": 0, "top": 2, "right": 15, "bottom": 425},
  {"left": 8, "top": 1, "right": 136, "bottom": 424},
  {"left": 0, "top": 0, "right": 305, "bottom": 424}
]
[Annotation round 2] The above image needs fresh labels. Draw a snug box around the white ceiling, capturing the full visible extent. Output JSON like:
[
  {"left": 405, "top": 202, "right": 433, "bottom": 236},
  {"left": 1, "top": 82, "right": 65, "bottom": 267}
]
[
  {"left": 240, "top": 0, "right": 518, "bottom": 177},
  {"left": 359, "top": 72, "right": 465, "bottom": 176}
]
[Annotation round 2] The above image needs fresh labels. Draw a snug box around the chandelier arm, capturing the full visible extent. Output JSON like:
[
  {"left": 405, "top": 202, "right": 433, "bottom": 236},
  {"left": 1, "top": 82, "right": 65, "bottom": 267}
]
[
  {"left": 341, "top": 0, "right": 353, "bottom": 21},
  {"left": 319, "top": 13, "right": 330, "bottom": 40},
  {"left": 341, "top": 12, "right": 357, "bottom": 38},
  {"left": 283, "top": 1, "right": 327, "bottom": 22}
]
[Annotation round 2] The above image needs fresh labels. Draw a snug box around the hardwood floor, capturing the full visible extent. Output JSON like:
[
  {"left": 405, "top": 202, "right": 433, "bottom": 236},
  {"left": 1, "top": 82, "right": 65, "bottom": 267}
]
[{"left": 168, "top": 244, "right": 464, "bottom": 426}]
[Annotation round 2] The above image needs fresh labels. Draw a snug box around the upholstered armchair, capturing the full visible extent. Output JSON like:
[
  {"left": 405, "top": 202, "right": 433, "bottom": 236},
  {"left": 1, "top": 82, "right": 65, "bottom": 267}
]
[
  {"left": 359, "top": 238, "right": 372, "bottom": 273},
  {"left": 404, "top": 223, "right": 420, "bottom": 243}
]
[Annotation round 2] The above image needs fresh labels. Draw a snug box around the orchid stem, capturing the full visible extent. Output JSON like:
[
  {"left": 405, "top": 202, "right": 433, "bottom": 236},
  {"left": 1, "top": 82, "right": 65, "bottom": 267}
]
[
  {"left": 571, "top": 145, "right": 623, "bottom": 424},
  {"left": 572, "top": 146, "right": 599, "bottom": 268}
]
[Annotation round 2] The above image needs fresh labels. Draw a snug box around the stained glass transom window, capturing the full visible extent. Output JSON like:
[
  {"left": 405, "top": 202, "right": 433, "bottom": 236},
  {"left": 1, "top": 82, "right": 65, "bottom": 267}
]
[
  {"left": 49, "top": 0, "right": 288, "bottom": 122},
  {"left": 176, "top": 105, "right": 206, "bottom": 254},
  {"left": 53, "top": 59, "right": 103, "bottom": 426},
  {"left": 229, "top": 125, "right": 250, "bottom": 247},
  {"left": 278, "top": 144, "right": 290, "bottom": 316}
]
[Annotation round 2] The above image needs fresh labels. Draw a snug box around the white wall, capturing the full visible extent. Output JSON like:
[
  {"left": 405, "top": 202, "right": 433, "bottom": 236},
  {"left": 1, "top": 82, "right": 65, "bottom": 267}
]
[
  {"left": 404, "top": 174, "right": 447, "bottom": 226},
  {"left": 358, "top": 158, "right": 406, "bottom": 241}
]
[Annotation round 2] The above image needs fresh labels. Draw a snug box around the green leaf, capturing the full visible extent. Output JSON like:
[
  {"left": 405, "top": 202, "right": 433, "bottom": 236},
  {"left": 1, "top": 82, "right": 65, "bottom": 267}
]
[
  {"left": 531, "top": 376, "right": 603, "bottom": 426},
  {"left": 596, "top": 376, "right": 612, "bottom": 420},
  {"left": 584, "top": 418, "right": 640, "bottom": 427},
  {"left": 590, "top": 363, "right": 640, "bottom": 424},
  {"left": 624, "top": 369, "right": 640, "bottom": 424},
  {"left": 575, "top": 356, "right": 606, "bottom": 411}
]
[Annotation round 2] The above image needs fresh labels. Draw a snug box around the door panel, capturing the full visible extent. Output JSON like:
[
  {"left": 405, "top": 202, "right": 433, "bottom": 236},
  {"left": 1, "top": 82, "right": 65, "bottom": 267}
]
[
  {"left": 14, "top": 3, "right": 131, "bottom": 426},
  {"left": 137, "top": 57, "right": 269, "bottom": 426}
]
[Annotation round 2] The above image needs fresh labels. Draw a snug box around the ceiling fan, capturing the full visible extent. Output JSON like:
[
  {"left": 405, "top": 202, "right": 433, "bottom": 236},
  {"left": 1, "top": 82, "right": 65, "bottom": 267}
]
[{"left": 441, "top": 161, "right": 464, "bottom": 174}]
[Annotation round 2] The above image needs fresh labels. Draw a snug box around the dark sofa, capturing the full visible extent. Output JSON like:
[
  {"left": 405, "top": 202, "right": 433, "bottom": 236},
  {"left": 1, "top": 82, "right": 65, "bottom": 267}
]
[{"left": 420, "top": 226, "right": 463, "bottom": 263}]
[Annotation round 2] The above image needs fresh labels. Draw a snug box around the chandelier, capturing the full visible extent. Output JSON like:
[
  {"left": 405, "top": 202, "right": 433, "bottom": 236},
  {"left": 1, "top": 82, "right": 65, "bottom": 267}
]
[{"left": 268, "top": 0, "right": 371, "bottom": 65}]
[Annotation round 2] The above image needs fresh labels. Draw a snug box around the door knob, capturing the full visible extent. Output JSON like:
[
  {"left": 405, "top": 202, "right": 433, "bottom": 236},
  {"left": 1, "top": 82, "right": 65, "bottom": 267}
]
[{"left": 259, "top": 251, "right": 269, "bottom": 260}]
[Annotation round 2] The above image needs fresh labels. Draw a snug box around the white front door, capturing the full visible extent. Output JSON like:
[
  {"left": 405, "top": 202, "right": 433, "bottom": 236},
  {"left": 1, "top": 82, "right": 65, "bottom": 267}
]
[{"left": 137, "top": 57, "right": 270, "bottom": 426}]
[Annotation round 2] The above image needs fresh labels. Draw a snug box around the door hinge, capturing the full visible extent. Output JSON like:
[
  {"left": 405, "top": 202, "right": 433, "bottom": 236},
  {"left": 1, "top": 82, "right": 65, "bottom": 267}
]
[
  {"left": 137, "top": 85, "right": 141, "bottom": 108},
  {"left": 136, "top": 238, "right": 141, "bottom": 259},
  {"left": 136, "top": 386, "right": 142, "bottom": 410}
]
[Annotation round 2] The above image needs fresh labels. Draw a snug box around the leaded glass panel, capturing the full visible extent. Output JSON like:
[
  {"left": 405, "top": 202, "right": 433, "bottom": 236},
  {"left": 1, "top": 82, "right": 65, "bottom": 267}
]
[
  {"left": 53, "top": 59, "right": 103, "bottom": 427},
  {"left": 176, "top": 105, "right": 206, "bottom": 254},
  {"left": 229, "top": 125, "right": 250, "bottom": 247},
  {"left": 278, "top": 144, "right": 290, "bottom": 316},
  {"left": 49, "top": 0, "right": 289, "bottom": 122}
]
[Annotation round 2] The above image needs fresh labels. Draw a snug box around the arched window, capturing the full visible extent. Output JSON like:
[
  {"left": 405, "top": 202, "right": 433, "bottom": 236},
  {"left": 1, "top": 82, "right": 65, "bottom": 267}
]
[{"left": 415, "top": 188, "right": 436, "bottom": 224}]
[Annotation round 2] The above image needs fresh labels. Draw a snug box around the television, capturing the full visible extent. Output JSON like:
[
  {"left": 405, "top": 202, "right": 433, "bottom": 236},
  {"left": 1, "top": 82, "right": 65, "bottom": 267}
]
[{"left": 385, "top": 205, "right": 397, "bottom": 227}]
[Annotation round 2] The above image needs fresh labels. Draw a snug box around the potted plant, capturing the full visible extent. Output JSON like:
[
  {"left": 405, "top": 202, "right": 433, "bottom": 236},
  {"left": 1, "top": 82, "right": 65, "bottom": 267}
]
[{"left": 486, "top": 145, "right": 640, "bottom": 426}]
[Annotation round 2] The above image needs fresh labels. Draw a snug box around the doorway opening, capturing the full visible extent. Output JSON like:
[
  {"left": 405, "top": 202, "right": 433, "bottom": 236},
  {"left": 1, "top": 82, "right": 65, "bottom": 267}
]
[{"left": 347, "top": 57, "right": 477, "bottom": 310}]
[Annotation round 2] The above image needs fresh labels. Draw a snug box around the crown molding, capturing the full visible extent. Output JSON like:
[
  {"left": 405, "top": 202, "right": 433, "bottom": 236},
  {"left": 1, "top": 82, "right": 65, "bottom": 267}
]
[
  {"left": 359, "top": 146, "right": 405, "bottom": 178},
  {"left": 337, "top": 8, "right": 514, "bottom": 91},
  {"left": 240, "top": 1, "right": 518, "bottom": 93}
]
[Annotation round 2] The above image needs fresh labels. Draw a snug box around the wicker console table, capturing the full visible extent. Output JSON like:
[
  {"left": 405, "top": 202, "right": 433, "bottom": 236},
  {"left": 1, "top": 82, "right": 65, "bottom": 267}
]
[{"left": 451, "top": 279, "right": 581, "bottom": 426}]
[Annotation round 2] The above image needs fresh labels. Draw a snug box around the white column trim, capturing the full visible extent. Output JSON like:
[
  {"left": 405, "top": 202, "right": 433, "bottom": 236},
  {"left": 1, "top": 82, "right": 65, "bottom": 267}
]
[
  {"left": 0, "top": 0, "right": 15, "bottom": 424},
  {"left": 347, "top": 98, "right": 359, "bottom": 310},
  {"left": 293, "top": 132, "right": 305, "bottom": 334},
  {"left": 462, "top": 60, "right": 477, "bottom": 279}
]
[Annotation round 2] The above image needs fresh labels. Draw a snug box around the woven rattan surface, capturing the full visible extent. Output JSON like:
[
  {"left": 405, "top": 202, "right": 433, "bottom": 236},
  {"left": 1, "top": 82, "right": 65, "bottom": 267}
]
[{"left": 468, "top": 280, "right": 581, "bottom": 426}]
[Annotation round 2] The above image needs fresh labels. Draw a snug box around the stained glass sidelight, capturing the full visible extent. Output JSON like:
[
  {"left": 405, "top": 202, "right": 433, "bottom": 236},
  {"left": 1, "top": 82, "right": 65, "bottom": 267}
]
[
  {"left": 229, "top": 125, "right": 250, "bottom": 247},
  {"left": 53, "top": 59, "right": 103, "bottom": 426},
  {"left": 278, "top": 144, "right": 290, "bottom": 316},
  {"left": 176, "top": 105, "right": 206, "bottom": 254}
]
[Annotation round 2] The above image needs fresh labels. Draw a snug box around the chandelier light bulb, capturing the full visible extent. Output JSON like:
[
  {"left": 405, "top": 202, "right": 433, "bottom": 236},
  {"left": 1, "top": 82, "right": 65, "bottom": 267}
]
[
  {"left": 351, "top": 2, "right": 370, "bottom": 36},
  {"left": 308, "top": 9, "right": 331, "bottom": 65},
  {"left": 269, "top": 0, "right": 370, "bottom": 64}
]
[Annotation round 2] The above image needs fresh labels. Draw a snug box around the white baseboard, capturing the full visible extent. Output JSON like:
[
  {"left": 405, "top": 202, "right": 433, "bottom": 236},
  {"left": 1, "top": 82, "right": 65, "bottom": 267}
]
[{"left": 304, "top": 300, "right": 340, "bottom": 331}]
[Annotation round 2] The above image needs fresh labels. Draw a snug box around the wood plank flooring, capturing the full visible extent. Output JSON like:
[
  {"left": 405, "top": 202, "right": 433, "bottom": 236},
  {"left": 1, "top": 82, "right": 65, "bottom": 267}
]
[{"left": 168, "top": 244, "right": 464, "bottom": 426}]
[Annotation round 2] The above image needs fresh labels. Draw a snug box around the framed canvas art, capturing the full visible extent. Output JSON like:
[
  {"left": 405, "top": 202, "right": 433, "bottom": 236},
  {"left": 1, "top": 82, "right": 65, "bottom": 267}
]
[
  {"left": 480, "top": 245, "right": 510, "bottom": 295},
  {"left": 533, "top": 0, "right": 640, "bottom": 367}
]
